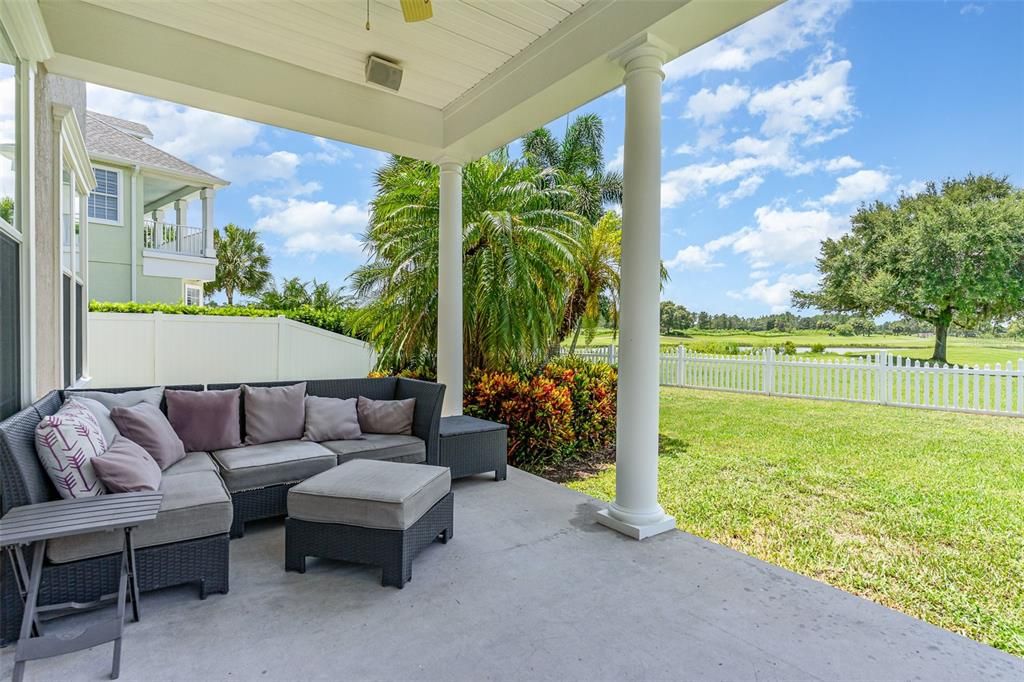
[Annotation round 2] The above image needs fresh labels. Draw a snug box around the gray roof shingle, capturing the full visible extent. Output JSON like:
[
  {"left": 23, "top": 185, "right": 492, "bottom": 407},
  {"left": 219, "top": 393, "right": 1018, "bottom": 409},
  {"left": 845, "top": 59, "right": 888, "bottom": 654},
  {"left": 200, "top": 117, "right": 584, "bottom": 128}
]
[{"left": 85, "top": 111, "right": 228, "bottom": 187}]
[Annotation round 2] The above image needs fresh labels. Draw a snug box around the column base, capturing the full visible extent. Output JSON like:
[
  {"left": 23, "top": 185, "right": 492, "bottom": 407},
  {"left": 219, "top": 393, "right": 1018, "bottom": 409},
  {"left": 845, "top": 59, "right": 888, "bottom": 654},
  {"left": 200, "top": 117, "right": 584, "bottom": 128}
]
[{"left": 595, "top": 508, "right": 676, "bottom": 540}]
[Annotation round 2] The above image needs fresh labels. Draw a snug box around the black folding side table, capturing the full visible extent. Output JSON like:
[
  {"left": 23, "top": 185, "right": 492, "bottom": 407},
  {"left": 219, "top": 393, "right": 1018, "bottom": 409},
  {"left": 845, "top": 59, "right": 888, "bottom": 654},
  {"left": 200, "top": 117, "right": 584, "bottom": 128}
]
[{"left": 0, "top": 492, "right": 163, "bottom": 682}]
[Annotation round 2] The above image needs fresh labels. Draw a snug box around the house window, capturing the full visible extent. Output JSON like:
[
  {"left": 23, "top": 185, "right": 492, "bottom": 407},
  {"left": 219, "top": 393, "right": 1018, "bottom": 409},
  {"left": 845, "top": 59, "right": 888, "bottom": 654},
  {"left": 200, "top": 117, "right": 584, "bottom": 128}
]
[
  {"left": 0, "top": 34, "right": 22, "bottom": 418},
  {"left": 184, "top": 283, "right": 202, "bottom": 306},
  {"left": 88, "top": 166, "right": 120, "bottom": 223}
]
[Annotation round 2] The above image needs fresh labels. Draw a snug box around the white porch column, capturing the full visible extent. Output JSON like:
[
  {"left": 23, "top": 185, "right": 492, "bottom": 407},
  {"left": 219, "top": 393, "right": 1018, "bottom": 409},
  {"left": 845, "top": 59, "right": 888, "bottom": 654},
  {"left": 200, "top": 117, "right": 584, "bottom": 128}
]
[
  {"left": 596, "top": 40, "right": 676, "bottom": 540},
  {"left": 174, "top": 198, "right": 188, "bottom": 226},
  {"left": 200, "top": 188, "right": 215, "bottom": 257},
  {"left": 174, "top": 198, "right": 188, "bottom": 251},
  {"left": 150, "top": 208, "right": 165, "bottom": 248},
  {"left": 437, "top": 160, "right": 463, "bottom": 416}
]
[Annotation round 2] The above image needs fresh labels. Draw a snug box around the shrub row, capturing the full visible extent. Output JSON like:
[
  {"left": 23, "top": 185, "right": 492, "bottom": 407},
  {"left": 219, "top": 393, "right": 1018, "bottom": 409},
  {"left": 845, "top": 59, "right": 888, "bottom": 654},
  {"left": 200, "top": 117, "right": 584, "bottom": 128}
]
[
  {"left": 464, "top": 356, "right": 617, "bottom": 471},
  {"left": 89, "top": 301, "right": 358, "bottom": 338}
]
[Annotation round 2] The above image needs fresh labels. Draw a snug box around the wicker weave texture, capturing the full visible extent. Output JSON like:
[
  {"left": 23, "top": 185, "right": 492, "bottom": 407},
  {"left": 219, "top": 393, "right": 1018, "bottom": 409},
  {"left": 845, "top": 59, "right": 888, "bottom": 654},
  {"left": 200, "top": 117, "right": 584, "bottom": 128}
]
[
  {"left": 285, "top": 492, "right": 453, "bottom": 587},
  {"left": 230, "top": 483, "right": 297, "bottom": 537},
  {"left": 1, "top": 534, "right": 229, "bottom": 645},
  {"left": 435, "top": 424, "right": 508, "bottom": 481}
]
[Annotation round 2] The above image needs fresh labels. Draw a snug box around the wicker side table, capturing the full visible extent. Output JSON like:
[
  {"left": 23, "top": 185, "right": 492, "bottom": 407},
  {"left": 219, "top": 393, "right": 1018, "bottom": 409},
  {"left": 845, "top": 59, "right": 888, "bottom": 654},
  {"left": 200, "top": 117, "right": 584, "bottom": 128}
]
[{"left": 435, "top": 416, "right": 508, "bottom": 481}]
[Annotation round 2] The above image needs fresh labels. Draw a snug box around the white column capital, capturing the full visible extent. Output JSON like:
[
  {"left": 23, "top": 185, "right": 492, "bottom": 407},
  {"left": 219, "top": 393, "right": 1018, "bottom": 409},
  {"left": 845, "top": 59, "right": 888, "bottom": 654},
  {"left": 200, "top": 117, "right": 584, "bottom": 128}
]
[
  {"left": 611, "top": 33, "right": 671, "bottom": 77},
  {"left": 199, "top": 187, "right": 215, "bottom": 200},
  {"left": 436, "top": 157, "right": 464, "bottom": 174}
]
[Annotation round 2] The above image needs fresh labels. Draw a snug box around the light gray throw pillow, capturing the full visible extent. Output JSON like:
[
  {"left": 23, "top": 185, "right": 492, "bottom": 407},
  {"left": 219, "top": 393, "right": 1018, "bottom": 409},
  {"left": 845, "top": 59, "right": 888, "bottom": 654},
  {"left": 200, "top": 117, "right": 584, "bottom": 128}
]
[
  {"left": 243, "top": 382, "right": 306, "bottom": 445},
  {"left": 356, "top": 396, "right": 416, "bottom": 435},
  {"left": 92, "top": 436, "right": 162, "bottom": 493},
  {"left": 70, "top": 386, "right": 164, "bottom": 410},
  {"left": 66, "top": 396, "right": 119, "bottom": 446},
  {"left": 303, "top": 396, "right": 362, "bottom": 442},
  {"left": 110, "top": 402, "right": 186, "bottom": 470}
]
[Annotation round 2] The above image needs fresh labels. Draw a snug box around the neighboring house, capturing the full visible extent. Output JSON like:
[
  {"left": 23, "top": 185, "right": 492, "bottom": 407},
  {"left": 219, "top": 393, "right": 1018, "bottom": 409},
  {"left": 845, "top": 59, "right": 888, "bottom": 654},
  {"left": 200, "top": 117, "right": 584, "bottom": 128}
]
[{"left": 85, "top": 110, "right": 228, "bottom": 305}]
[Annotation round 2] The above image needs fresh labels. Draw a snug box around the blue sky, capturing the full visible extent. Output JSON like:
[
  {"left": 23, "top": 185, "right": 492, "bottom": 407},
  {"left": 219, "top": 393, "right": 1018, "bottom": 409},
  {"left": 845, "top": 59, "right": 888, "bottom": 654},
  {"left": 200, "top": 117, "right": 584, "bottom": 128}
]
[{"left": 85, "top": 0, "right": 1024, "bottom": 314}]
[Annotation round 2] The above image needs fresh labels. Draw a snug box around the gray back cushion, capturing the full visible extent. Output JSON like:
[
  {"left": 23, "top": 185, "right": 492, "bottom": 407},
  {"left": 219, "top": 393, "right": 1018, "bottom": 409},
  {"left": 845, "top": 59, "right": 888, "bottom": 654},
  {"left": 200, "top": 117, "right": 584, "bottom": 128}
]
[
  {"left": 243, "top": 382, "right": 307, "bottom": 445},
  {"left": 303, "top": 396, "right": 362, "bottom": 442},
  {"left": 357, "top": 396, "right": 415, "bottom": 435},
  {"left": 70, "top": 386, "right": 164, "bottom": 410}
]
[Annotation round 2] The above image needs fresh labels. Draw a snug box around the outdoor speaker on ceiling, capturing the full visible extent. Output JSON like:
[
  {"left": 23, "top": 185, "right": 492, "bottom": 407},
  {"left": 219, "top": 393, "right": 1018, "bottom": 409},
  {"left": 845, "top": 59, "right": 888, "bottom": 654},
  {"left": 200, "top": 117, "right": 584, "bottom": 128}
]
[{"left": 366, "top": 55, "right": 403, "bottom": 92}]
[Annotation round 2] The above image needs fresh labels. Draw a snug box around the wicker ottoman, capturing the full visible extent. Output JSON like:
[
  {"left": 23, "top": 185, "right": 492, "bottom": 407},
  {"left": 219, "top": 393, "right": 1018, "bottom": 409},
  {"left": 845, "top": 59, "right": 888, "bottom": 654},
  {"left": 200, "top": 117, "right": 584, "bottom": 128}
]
[
  {"left": 435, "top": 416, "right": 508, "bottom": 481},
  {"left": 285, "top": 460, "right": 452, "bottom": 588}
]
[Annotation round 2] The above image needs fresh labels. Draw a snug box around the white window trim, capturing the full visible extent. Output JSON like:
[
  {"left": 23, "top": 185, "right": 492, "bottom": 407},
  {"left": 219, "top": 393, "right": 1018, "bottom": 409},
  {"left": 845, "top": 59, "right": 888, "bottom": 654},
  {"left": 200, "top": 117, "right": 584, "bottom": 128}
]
[
  {"left": 88, "top": 163, "right": 123, "bottom": 226},
  {"left": 54, "top": 104, "right": 95, "bottom": 388},
  {"left": 184, "top": 282, "right": 203, "bottom": 306}
]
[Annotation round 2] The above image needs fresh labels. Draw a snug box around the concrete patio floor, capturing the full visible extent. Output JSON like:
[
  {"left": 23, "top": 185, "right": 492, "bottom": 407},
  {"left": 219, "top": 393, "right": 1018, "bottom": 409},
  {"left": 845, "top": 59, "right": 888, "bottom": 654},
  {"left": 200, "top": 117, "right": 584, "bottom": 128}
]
[{"left": 2, "top": 468, "right": 1021, "bottom": 681}]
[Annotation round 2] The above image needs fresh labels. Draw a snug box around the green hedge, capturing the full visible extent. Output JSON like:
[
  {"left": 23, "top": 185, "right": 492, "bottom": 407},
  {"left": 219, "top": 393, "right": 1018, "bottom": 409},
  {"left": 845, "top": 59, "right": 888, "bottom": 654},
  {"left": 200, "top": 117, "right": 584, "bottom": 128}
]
[{"left": 89, "top": 301, "right": 359, "bottom": 339}]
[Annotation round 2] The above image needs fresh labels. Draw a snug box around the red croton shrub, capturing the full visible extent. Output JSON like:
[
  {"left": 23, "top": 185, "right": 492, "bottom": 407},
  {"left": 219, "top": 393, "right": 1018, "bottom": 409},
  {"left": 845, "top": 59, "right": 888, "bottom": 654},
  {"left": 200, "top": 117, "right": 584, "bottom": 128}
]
[{"left": 464, "top": 357, "right": 617, "bottom": 470}]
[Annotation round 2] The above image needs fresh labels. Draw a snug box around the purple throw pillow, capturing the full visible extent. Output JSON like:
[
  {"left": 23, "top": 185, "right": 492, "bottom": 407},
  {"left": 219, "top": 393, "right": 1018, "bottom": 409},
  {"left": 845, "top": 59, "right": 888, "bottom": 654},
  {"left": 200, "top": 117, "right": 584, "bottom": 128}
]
[
  {"left": 110, "top": 402, "right": 186, "bottom": 470},
  {"left": 243, "top": 382, "right": 306, "bottom": 445},
  {"left": 92, "top": 436, "right": 162, "bottom": 493},
  {"left": 165, "top": 388, "right": 242, "bottom": 452}
]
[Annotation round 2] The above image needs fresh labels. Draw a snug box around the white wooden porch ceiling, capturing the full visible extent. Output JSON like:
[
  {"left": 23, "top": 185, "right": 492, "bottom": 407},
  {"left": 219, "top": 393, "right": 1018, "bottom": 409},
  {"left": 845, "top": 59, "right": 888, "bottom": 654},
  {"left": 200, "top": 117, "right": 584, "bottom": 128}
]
[{"left": 83, "top": 0, "right": 587, "bottom": 109}]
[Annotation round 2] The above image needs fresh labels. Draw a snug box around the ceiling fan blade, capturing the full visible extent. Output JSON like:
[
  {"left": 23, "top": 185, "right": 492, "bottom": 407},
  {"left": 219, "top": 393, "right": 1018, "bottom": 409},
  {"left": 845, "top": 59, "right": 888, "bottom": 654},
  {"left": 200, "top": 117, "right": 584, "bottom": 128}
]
[{"left": 400, "top": 0, "right": 432, "bottom": 22}]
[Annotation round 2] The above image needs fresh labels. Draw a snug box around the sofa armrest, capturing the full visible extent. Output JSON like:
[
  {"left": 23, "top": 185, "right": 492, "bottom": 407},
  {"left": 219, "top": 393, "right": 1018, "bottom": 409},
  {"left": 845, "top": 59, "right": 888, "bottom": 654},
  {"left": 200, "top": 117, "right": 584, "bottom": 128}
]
[{"left": 394, "top": 378, "right": 445, "bottom": 465}]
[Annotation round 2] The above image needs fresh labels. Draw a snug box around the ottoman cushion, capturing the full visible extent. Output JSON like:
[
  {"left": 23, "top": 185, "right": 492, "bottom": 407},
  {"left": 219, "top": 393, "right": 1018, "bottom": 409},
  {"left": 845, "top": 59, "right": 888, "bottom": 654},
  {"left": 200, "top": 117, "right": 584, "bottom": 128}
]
[{"left": 288, "top": 460, "right": 450, "bottom": 530}]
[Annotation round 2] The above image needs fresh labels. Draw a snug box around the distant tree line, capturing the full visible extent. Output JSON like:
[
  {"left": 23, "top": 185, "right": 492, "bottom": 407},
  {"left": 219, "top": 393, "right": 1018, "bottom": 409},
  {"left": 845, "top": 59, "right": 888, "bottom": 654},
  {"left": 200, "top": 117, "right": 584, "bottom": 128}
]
[{"left": 659, "top": 301, "right": 1017, "bottom": 338}]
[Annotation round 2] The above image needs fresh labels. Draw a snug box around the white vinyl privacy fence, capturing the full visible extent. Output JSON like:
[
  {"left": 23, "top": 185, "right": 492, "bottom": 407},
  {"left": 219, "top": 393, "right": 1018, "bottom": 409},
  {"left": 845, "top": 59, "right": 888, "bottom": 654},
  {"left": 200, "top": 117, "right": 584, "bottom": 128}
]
[
  {"left": 89, "top": 312, "right": 375, "bottom": 387},
  {"left": 564, "top": 346, "right": 1024, "bottom": 417}
]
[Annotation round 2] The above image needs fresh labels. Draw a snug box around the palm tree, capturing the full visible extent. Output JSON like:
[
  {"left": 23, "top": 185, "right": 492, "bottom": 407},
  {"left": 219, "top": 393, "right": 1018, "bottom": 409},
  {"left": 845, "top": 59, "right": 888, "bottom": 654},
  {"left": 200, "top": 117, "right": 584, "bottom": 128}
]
[
  {"left": 521, "top": 113, "right": 622, "bottom": 223},
  {"left": 258, "top": 277, "right": 348, "bottom": 311},
  {"left": 351, "top": 153, "right": 582, "bottom": 372},
  {"left": 204, "top": 224, "right": 271, "bottom": 306},
  {"left": 564, "top": 211, "right": 622, "bottom": 353}
]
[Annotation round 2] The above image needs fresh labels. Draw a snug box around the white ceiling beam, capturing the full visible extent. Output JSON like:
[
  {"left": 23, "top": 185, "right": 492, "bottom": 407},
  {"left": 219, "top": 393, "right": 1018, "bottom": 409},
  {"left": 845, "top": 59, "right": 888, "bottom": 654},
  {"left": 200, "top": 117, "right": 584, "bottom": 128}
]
[{"left": 441, "top": 0, "right": 781, "bottom": 161}]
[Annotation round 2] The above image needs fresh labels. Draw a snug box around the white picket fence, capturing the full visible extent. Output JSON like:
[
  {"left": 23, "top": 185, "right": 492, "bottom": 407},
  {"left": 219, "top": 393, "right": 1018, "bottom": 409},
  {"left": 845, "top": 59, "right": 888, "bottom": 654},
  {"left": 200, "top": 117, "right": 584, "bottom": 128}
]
[{"left": 563, "top": 346, "right": 1024, "bottom": 417}]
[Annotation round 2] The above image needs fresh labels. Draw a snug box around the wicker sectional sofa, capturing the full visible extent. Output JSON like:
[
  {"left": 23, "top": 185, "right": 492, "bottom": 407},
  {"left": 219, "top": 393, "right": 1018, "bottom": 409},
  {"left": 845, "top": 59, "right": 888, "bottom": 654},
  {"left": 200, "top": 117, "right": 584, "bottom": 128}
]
[{"left": 0, "top": 377, "right": 444, "bottom": 645}]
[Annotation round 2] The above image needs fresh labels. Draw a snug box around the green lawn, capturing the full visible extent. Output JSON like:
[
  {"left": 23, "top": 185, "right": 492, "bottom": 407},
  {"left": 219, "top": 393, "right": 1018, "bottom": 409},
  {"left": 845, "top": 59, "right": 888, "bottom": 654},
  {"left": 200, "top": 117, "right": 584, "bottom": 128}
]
[
  {"left": 567, "top": 388, "right": 1024, "bottom": 656},
  {"left": 568, "top": 328, "right": 1024, "bottom": 366}
]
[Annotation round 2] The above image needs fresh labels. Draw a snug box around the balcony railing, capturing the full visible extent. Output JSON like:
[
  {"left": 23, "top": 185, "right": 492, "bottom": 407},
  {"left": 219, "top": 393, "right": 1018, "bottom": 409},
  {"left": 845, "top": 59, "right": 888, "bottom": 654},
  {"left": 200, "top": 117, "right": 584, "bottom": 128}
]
[{"left": 143, "top": 219, "right": 207, "bottom": 257}]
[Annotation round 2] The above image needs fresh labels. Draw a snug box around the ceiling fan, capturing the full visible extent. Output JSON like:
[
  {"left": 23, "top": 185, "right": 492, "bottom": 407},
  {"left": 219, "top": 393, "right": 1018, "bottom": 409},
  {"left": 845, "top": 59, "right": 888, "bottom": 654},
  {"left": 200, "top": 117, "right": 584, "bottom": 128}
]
[{"left": 365, "top": 0, "right": 433, "bottom": 30}]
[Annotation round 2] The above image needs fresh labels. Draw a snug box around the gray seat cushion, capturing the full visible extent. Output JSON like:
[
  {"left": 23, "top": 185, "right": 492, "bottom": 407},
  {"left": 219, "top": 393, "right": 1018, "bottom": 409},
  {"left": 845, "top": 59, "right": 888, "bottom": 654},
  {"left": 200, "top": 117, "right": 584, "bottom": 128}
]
[
  {"left": 319, "top": 433, "right": 425, "bottom": 465},
  {"left": 163, "top": 451, "right": 218, "bottom": 477},
  {"left": 288, "top": 460, "right": 450, "bottom": 530},
  {"left": 47, "top": 470, "right": 232, "bottom": 563},
  {"left": 212, "top": 440, "right": 336, "bottom": 493}
]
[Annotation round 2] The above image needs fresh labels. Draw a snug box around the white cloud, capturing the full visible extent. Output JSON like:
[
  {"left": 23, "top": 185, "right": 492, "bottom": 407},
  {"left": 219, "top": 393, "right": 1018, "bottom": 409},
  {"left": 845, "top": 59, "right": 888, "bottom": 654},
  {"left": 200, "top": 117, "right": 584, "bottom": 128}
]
[
  {"left": 824, "top": 155, "right": 862, "bottom": 172},
  {"left": 733, "top": 272, "right": 820, "bottom": 312},
  {"left": 661, "top": 91, "right": 680, "bottom": 105},
  {"left": 209, "top": 150, "right": 300, "bottom": 186},
  {"left": 684, "top": 83, "right": 750, "bottom": 125},
  {"left": 663, "top": 0, "right": 852, "bottom": 81},
  {"left": 87, "top": 84, "right": 259, "bottom": 164},
  {"left": 718, "top": 175, "right": 764, "bottom": 207},
  {"left": 665, "top": 245, "right": 722, "bottom": 271},
  {"left": 960, "top": 3, "right": 984, "bottom": 15},
  {"left": 662, "top": 136, "right": 811, "bottom": 208},
  {"left": 310, "top": 136, "right": 354, "bottom": 164},
  {"left": 665, "top": 232, "right": 739, "bottom": 271},
  {"left": 673, "top": 143, "right": 696, "bottom": 156},
  {"left": 747, "top": 56, "right": 855, "bottom": 141},
  {"left": 606, "top": 145, "right": 624, "bottom": 172},
  {"left": 820, "top": 169, "right": 893, "bottom": 205},
  {"left": 730, "top": 205, "right": 847, "bottom": 267},
  {"left": 896, "top": 179, "right": 928, "bottom": 196},
  {"left": 251, "top": 197, "right": 367, "bottom": 255}
]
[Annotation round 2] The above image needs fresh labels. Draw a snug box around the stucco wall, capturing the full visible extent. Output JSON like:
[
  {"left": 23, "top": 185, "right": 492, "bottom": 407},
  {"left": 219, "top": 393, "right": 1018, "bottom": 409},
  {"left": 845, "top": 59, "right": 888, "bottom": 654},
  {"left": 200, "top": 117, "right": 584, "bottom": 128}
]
[{"left": 33, "top": 66, "right": 86, "bottom": 397}]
